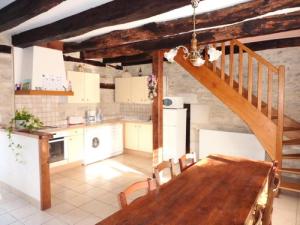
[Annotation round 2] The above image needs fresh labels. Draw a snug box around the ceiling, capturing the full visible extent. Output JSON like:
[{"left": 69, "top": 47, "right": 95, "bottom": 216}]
[{"left": 2, "top": 0, "right": 250, "bottom": 43}]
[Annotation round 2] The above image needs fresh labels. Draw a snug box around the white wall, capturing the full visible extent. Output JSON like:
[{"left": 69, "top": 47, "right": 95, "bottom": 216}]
[
  {"left": 0, "top": 130, "right": 41, "bottom": 202},
  {"left": 199, "top": 129, "right": 265, "bottom": 161}
]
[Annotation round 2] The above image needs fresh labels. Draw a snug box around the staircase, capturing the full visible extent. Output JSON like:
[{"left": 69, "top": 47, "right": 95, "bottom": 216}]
[{"left": 174, "top": 39, "right": 300, "bottom": 192}]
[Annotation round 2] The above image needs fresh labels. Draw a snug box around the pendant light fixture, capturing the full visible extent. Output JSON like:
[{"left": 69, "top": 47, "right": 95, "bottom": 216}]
[{"left": 164, "top": 0, "right": 221, "bottom": 66}]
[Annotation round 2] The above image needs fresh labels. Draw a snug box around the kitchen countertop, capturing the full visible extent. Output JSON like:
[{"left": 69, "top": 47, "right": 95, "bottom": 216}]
[
  {"left": 0, "top": 119, "right": 152, "bottom": 137},
  {"left": 38, "top": 119, "right": 153, "bottom": 133}
]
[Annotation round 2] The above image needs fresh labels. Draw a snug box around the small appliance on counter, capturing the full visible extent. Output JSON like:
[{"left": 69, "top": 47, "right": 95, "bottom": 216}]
[
  {"left": 86, "top": 110, "right": 96, "bottom": 123},
  {"left": 68, "top": 116, "right": 85, "bottom": 125}
]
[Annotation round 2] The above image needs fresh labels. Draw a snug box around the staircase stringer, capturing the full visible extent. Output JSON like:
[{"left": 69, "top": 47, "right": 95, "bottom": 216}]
[{"left": 174, "top": 49, "right": 277, "bottom": 159}]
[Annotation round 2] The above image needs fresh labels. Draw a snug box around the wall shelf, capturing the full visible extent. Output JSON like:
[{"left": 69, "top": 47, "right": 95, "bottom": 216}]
[{"left": 15, "top": 90, "right": 74, "bottom": 96}]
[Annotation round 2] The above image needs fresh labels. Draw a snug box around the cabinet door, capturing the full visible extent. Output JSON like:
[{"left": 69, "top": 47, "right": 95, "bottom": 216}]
[
  {"left": 111, "top": 123, "right": 123, "bottom": 155},
  {"left": 66, "top": 135, "right": 84, "bottom": 163},
  {"left": 67, "top": 71, "right": 85, "bottom": 103},
  {"left": 85, "top": 73, "right": 100, "bottom": 103},
  {"left": 131, "top": 77, "right": 150, "bottom": 104},
  {"left": 115, "top": 78, "right": 131, "bottom": 103},
  {"left": 138, "top": 124, "right": 153, "bottom": 153},
  {"left": 125, "top": 123, "right": 139, "bottom": 150}
]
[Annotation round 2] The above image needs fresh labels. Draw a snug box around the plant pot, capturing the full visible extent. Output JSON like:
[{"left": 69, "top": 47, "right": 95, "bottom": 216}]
[{"left": 15, "top": 120, "right": 26, "bottom": 130}]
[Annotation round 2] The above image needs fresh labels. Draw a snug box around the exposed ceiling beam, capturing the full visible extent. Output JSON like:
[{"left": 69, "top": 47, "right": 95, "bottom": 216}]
[
  {"left": 64, "top": 0, "right": 300, "bottom": 53},
  {"left": 0, "top": 0, "right": 64, "bottom": 33},
  {"left": 0, "top": 45, "right": 12, "bottom": 54},
  {"left": 103, "top": 53, "right": 151, "bottom": 64},
  {"left": 12, "top": 0, "right": 188, "bottom": 48},
  {"left": 63, "top": 55, "right": 123, "bottom": 70},
  {"left": 83, "top": 11, "right": 300, "bottom": 59}
]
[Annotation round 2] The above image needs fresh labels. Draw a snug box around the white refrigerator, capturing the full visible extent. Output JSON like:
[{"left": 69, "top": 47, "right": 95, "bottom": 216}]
[{"left": 163, "top": 107, "right": 187, "bottom": 163}]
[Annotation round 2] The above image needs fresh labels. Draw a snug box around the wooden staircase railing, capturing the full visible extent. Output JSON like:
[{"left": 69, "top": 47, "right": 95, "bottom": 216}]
[
  {"left": 175, "top": 39, "right": 300, "bottom": 192},
  {"left": 174, "top": 39, "right": 285, "bottom": 163}
]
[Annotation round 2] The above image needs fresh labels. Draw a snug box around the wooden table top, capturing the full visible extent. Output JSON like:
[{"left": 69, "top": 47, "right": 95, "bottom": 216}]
[{"left": 96, "top": 155, "right": 273, "bottom": 225}]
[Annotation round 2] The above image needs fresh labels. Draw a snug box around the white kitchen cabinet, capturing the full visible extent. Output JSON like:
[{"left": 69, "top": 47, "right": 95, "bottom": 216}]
[
  {"left": 66, "top": 128, "right": 84, "bottom": 163},
  {"left": 125, "top": 122, "right": 153, "bottom": 153},
  {"left": 115, "top": 76, "right": 150, "bottom": 104},
  {"left": 67, "top": 71, "right": 100, "bottom": 103},
  {"left": 115, "top": 77, "right": 131, "bottom": 103}
]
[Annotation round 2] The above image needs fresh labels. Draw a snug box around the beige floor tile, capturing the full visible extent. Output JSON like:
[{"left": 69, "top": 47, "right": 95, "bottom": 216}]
[
  {"left": 9, "top": 221, "right": 25, "bottom": 225},
  {"left": 94, "top": 192, "right": 119, "bottom": 207},
  {"left": 79, "top": 200, "right": 109, "bottom": 214},
  {"left": 74, "top": 215, "right": 102, "bottom": 225},
  {"left": 58, "top": 208, "right": 90, "bottom": 224},
  {"left": 43, "top": 218, "right": 67, "bottom": 225},
  {"left": 0, "top": 213, "right": 17, "bottom": 225},
  {"left": 46, "top": 202, "right": 76, "bottom": 216},
  {"left": 54, "top": 189, "right": 79, "bottom": 201},
  {"left": 88, "top": 201, "right": 118, "bottom": 219},
  {"left": 10, "top": 205, "right": 39, "bottom": 220},
  {"left": 69, "top": 183, "right": 95, "bottom": 194},
  {"left": 65, "top": 194, "right": 92, "bottom": 207},
  {"left": 21, "top": 210, "right": 53, "bottom": 225}
]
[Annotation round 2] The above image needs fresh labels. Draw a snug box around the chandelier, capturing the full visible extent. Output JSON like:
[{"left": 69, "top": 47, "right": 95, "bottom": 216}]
[{"left": 164, "top": 0, "right": 221, "bottom": 67}]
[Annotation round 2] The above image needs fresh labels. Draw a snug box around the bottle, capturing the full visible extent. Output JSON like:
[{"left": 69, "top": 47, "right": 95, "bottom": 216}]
[
  {"left": 138, "top": 67, "right": 143, "bottom": 77},
  {"left": 68, "top": 81, "right": 72, "bottom": 91}
]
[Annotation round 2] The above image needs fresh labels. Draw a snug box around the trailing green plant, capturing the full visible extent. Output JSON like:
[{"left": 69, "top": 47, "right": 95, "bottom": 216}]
[{"left": 7, "top": 109, "right": 43, "bottom": 162}]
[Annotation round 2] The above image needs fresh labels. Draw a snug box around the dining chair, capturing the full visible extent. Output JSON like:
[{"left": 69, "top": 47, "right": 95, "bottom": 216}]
[
  {"left": 179, "top": 152, "right": 197, "bottom": 172},
  {"left": 119, "top": 178, "right": 157, "bottom": 209},
  {"left": 154, "top": 159, "right": 175, "bottom": 186}
]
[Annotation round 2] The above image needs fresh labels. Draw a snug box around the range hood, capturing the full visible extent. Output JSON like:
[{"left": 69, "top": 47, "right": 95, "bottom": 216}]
[{"left": 14, "top": 46, "right": 67, "bottom": 91}]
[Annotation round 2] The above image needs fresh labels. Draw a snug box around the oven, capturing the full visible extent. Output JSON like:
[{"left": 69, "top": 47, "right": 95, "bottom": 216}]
[{"left": 49, "top": 131, "right": 68, "bottom": 165}]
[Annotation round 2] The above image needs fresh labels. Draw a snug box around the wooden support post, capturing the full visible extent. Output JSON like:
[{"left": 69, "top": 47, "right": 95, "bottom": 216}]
[
  {"left": 276, "top": 66, "right": 285, "bottom": 169},
  {"left": 152, "top": 51, "right": 164, "bottom": 167},
  {"left": 39, "top": 135, "right": 51, "bottom": 210}
]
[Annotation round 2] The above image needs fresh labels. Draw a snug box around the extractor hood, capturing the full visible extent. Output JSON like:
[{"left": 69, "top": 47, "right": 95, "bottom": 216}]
[{"left": 14, "top": 46, "right": 67, "bottom": 91}]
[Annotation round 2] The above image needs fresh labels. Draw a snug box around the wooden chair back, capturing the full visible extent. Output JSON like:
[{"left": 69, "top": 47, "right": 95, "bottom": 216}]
[
  {"left": 154, "top": 159, "right": 175, "bottom": 185},
  {"left": 179, "top": 152, "right": 197, "bottom": 172},
  {"left": 119, "top": 178, "right": 156, "bottom": 209}
]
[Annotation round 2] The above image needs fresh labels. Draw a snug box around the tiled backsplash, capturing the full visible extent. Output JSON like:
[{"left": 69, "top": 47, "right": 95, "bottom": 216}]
[
  {"left": 15, "top": 95, "right": 152, "bottom": 126},
  {"left": 15, "top": 95, "right": 101, "bottom": 126},
  {"left": 120, "top": 103, "right": 152, "bottom": 121}
]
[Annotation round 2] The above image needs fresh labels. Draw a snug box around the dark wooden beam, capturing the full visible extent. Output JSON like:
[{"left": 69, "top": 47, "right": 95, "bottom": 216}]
[
  {"left": 122, "top": 59, "right": 153, "bottom": 67},
  {"left": 63, "top": 55, "right": 123, "bottom": 70},
  {"left": 64, "top": 0, "right": 300, "bottom": 53},
  {"left": 0, "top": 45, "right": 12, "bottom": 54},
  {"left": 83, "top": 11, "right": 300, "bottom": 59},
  {"left": 152, "top": 50, "right": 164, "bottom": 167},
  {"left": 0, "top": 0, "right": 64, "bottom": 33},
  {"left": 12, "top": 0, "right": 188, "bottom": 48},
  {"left": 103, "top": 53, "right": 151, "bottom": 64},
  {"left": 100, "top": 83, "right": 115, "bottom": 90}
]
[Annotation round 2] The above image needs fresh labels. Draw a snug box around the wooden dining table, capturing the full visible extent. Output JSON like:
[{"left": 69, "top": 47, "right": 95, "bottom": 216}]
[{"left": 96, "top": 154, "right": 274, "bottom": 225}]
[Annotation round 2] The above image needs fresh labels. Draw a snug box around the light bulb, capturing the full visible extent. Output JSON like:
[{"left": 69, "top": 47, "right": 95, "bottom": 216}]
[
  {"left": 192, "top": 56, "right": 205, "bottom": 67},
  {"left": 208, "top": 47, "right": 222, "bottom": 62},
  {"left": 164, "top": 48, "right": 178, "bottom": 63}
]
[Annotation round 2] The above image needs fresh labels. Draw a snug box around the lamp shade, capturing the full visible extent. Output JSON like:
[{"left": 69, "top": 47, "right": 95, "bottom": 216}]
[
  {"left": 192, "top": 56, "right": 205, "bottom": 67},
  {"left": 208, "top": 47, "right": 222, "bottom": 62},
  {"left": 164, "top": 48, "right": 178, "bottom": 63}
]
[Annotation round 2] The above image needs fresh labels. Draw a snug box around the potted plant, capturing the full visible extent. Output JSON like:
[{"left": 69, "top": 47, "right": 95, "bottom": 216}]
[{"left": 7, "top": 109, "right": 43, "bottom": 162}]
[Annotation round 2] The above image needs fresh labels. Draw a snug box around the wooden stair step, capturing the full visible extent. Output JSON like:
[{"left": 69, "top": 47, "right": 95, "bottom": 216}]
[
  {"left": 283, "top": 139, "right": 300, "bottom": 145},
  {"left": 284, "top": 127, "right": 300, "bottom": 132},
  {"left": 280, "top": 168, "right": 300, "bottom": 175},
  {"left": 282, "top": 153, "right": 300, "bottom": 159},
  {"left": 280, "top": 181, "right": 300, "bottom": 193}
]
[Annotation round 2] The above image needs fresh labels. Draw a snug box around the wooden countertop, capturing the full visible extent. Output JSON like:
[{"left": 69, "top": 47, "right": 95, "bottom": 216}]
[
  {"left": 0, "top": 127, "right": 53, "bottom": 139},
  {"left": 96, "top": 155, "right": 273, "bottom": 225}
]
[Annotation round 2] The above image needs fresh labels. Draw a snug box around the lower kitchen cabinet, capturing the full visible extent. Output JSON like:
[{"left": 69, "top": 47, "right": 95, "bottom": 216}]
[
  {"left": 125, "top": 122, "right": 153, "bottom": 153},
  {"left": 65, "top": 129, "right": 84, "bottom": 163}
]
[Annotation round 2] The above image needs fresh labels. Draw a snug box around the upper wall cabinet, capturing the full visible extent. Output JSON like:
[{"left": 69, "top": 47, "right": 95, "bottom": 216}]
[
  {"left": 67, "top": 71, "right": 100, "bottom": 103},
  {"left": 115, "top": 76, "right": 151, "bottom": 104}
]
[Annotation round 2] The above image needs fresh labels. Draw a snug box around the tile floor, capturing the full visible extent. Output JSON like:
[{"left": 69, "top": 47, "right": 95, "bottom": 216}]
[{"left": 0, "top": 153, "right": 298, "bottom": 225}]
